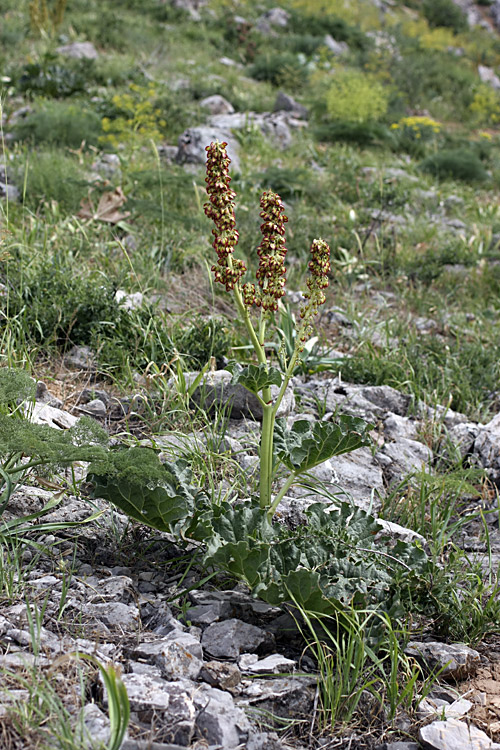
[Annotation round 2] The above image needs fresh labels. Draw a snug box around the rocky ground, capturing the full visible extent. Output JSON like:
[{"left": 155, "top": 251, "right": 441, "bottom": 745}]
[{"left": 2, "top": 346, "right": 500, "bottom": 750}]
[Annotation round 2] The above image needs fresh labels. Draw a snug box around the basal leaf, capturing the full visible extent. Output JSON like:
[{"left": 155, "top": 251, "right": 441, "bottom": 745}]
[
  {"left": 227, "top": 362, "right": 283, "bottom": 396},
  {"left": 89, "top": 448, "right": 202, "bottom": 533},
  {"left": 274, "top": 415, "right": 372, "bottom": 474}
]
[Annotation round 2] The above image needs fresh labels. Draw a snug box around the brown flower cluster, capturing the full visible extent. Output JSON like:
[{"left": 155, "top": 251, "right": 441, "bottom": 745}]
[
  {"left": 299, "top": 239, "right": 331, "bottom": 343},
  {"left": 204, "top": 141, "right": 246, "bottom": 291},
  {"left": 254, "top": 191, "right": 288, "bottom": 312}
]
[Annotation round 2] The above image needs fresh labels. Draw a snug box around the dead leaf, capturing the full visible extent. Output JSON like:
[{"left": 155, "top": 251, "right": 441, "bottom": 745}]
[{"left": 78, "top": 186, "right": 130, "bottom": 224}]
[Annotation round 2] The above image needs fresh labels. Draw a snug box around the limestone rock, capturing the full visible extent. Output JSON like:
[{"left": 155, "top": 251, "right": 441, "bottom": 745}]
[
  {"left": 202, "top": 618, "right": 270, "bottom": 659},
  {"left": 56, "top": 41, "right": 98, "bottom": 59},
  {"left": 132, "top": 632, "right": 203, "bottom": 680},
  {"left": 406, "top": 641, "right": 480, "bottom": 680},
  {"left": 419, "top": 717, "right": 500, "bottom": 750},
  {"left": 176, "top": 126, "right": 240, "bottom": 172},
  {"left": 200, "top": 94, "right": 234, "bottom": 115}
]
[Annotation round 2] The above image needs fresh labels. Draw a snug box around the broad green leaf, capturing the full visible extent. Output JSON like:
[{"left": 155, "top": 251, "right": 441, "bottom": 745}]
[
  {"left": 227, "top": 362, "right": 283, "bottom": 396},
  {"left": 89, "top": 449, "right": 202, "bottom": 533},
  {"left": 274, "top": 415, "right": 372, "bottom": 474}
]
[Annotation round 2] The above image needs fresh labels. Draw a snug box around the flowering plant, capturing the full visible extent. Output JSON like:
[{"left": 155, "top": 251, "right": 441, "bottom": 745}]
[{"left": 204, "top": 141, "right": 371, "bottom": 518}]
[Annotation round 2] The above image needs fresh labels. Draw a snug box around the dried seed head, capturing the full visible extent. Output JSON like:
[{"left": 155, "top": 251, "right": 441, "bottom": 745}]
[
  {"left": 204, "top": 141, "right": 246, "bottom": 292},
  {"left": 255, "top": 191, "right": 288, "bottom": 312},
  {"left": 299, "top": 238, "right": 331, "bottom": 347}
]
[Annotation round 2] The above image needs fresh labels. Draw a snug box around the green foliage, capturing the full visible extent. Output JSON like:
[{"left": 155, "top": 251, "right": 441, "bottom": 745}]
[
  {"left": 248, "top": 52, "right": 308, "bottom": 89},
  {"left": 288, "top": 10, "right": 369, "bottom": 50},
  {"left": 14, "top": 100, "right": 102, "bottom": 149},
  {"left": 274, "top": 416, "right": 372, "bottom": 474},
  {"left": 390, "top": 115, "right": 442, "bottom": 157},
  {"left": 227, "top": 362, "right": 283, "bottom": 395},
  {"left": 89, "top": 449, "right": 204, "bottom": 533},
  {"left": 422, "top": 0, "right": 468, "bottom": 33},
  {"left": 15, "top": 56, "right": 90, "bottom": 98},
  {"left": 391, "top": 50, "right": 476, "bottom": 118},
  {"left": 339, "top": 333, "right": 500, "bottom": 420},
  {"left": 469, "top": 84, "right": 500, "bottom": 125},
  {"left": 420, "top": 149, "right": 489, "bottom": 182},
  {"left": 200, "top": 501, "right": 431, "bottom": 618},
  {"left": 9, "top": 263, "right": 125, "bottom": 348},
  {"left": 314, "top": 121, "right": 392, "bottom": 146},
  {"left": 325, "top": 70, "right": 389, "bottom": 123},
  {"left": 22, "top": 151, "right": 89, "bottom": 212},
  {"left": 175, "top": 317, "right": 230, "bottom": 370},
  {"left": 100, "top": 83, "right": 168, "bottom": 147}
]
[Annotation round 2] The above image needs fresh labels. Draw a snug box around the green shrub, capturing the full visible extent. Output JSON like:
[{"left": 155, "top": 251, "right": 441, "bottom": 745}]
[
  {"left": 16, "top": 57, "right": 90, "bottom": 98},
  {"left": 422, "top": 0, "right": 468, "bottom": 33},
  {"left": 420, "top": 149, "right": 488, "bottom": 182},
  {"left": 288, "top": 11, "right": 369, "bottom": 50},
  {"left": 391, "top": 50, "right": 476, "bottom": 118},
  {"left": 249, "top": 53, "right": 308, "bottom": 89},
  {"left": 23, "top": 152, "right": 89, "bottom": 212},
  {"left": 14, "top": 100, "right": 102, "bottom": 148},
  {"left": 314, "top": 121, "right": 392, "bottom": 146},
  {"left": 325, "top": 70, "right": 389, "bottom": 123}
]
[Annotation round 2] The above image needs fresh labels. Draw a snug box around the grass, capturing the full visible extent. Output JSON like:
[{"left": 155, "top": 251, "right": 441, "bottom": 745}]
[{"left": 1, "top": 0, "right": 500, "bottom": 745}]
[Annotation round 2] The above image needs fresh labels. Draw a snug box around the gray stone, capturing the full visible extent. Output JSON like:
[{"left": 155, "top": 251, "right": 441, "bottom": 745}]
[
  {"left": 63, "top": 345, "right": 97, "bottom": 372},
  {"left": 474, "top": 412, "right": 500, "bottom": 480},
  {"left": 245, "top": 653, "right": 296, "bottom": 674},
  {"left": 30, "top": 401, "right": 78, "bottom": 430},
  {"left": 187, "top": 589, "right": 280, "bottom": 626},
  {"left": 384, "top": 413, "right": 420, "bottom": 441},
  {"left": 257, "top": 7, "right": 290, "bottom": 33},
  {"left": 202, "top": 618, "right": 269, "bottom": 659},
  {"left": 406, "top": 641, "right": 480, "bottom": 680},
  {"left": 385, "top": 744, "right": 420, "bottom": 750},
  {"left": 132, "top": 633, "right": 203, "bottom": 680},
  {"left": 323, "top": 34, "right": 349, "bottom": 55},
  {"left": 419, "top": 717, "right": 500, "bottom": 750},
  {"left": 0, "top": 181, "right": 19, "bottom": 201},
  {"left": 187, "top": 369, "right": 295, "bottom": 420},
  {"left": 246, "top": 732, "right": 290, "bottom": 750},
  {"left": 194, "top": 683, "right": 251, "bottom": 748},
  {"left": 35, "top": 381, "right": 63, "bottom": 408},
  {"left": 77, "top": 704, "right": 114, "bottom": 749},
  {"left": 84, "top": 602, "right": 140, "bottom": 630},
  {"left": 92, "top": 153, "right": 121, "bottom": 177},
  {"left": 85, "top": 575, "right": 134, "bottom": 603},
  {"left": 77, "top": 398, "right": 107, "bottom": 418},
  {"left": 200, "top": 660, "right": 241, "bottom": 690},
  {"left": 328, "top": 446, "right": 384, "bottom": 512},
  {"left": 238, "top": 675, "right": 316, "bottom": 719},
  {"left": 478, "top": 64, "right": 500, "bottom": 91},
  {"left": 376, "top": 519, "right": 426, "bottom": 544},
  {"left": 322, "top": 381, "right": 411, "bottom": 421},
  {"left": 273, "top": 91, "right": 308, "bottom": 119},
  {"left": 200, "top": 94, "right": 234, "bottom": 115},
  {"left": 120, "top": 675, "right": 196, "bottom": 746},
  {"left": 171, "top": 0, "right": 208, "bottom": 19},
  {"left": 385, "top": 168, "right": 419, "bottom": 182},
  {"left": 176, "top": 126, "right": 240, "bottom": 172},
  {"left": 56, "top": 41, "right": 98, "bottom": 59},
  {"left": 446, "top": 422, "right": 480, "bottom": 459},
  {"left": 417, "top": 697, "right": 472, "bottom": 720},
  {"left": 378, "top": 437, "right": 433, "bottom": 482}
]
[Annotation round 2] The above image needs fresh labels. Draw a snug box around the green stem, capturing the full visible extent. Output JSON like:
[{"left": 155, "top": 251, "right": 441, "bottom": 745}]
[
  {"left": 259, "top": 403, "right": 274, "bottom": 509},
  {"left": 268, "top": 471, "right": 298, "bottom": 520}
]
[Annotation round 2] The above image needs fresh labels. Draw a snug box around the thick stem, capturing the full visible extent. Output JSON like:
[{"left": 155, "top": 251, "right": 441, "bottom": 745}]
[{"left": 259, "top": 403, "right": 274, "bottom": 509}]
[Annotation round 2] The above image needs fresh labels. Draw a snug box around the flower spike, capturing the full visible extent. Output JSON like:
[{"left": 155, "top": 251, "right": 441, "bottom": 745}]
[
  {"left": 255, "top": 191, "right": 288, "bottom": 312},
  {"left": 204, "top": 141, "right": 246, "bottom": 291}
]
